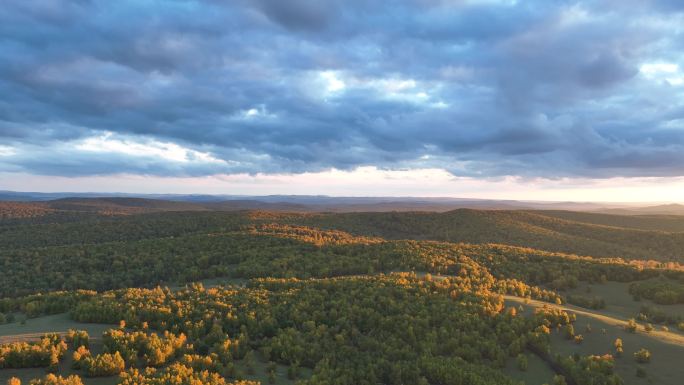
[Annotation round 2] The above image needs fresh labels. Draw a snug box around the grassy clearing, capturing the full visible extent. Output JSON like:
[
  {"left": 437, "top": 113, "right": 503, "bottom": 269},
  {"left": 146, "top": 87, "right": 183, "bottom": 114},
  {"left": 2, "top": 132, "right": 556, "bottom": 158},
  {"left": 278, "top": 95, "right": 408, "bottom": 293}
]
[
  {"left": 502, "top": 352, "right": 555, "bottom": 385},
  {"left": 0, "top": 313, "right": 116, "bottom": 343},
  {"left": 233, "top": 357, "right": 312, "bottom": 385},
  {"left": 563, "top": 280, "right": 684, "bottom": 323},
  {"left": 506, "top": 296, "right": 684, "bottom": 385}
]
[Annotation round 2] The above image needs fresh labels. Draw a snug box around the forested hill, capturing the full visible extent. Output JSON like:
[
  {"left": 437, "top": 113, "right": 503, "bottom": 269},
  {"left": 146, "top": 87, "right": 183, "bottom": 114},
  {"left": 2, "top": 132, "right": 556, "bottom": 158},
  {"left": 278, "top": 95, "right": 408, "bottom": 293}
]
[
  {"left": 0, "top": 198, "right": 206, "bottom": 219},
  {"left": 3, "top": 199, "right": 684, "bottom": 261},
  {"left": 292, "top": 209, "right": 684, "bottom": 261},
  {"left": 0, "top": 212, "right": 674, "bottom": 298},
  {"left": 530, "top": 210, "right": 684, "bottom": 232}
]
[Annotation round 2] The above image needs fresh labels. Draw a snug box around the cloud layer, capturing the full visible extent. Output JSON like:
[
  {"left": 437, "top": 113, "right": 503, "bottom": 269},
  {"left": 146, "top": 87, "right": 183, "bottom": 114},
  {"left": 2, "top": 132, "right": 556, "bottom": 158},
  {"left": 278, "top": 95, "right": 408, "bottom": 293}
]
[{"left": 1, "top": 0, "right": 683, "bottom": 178}]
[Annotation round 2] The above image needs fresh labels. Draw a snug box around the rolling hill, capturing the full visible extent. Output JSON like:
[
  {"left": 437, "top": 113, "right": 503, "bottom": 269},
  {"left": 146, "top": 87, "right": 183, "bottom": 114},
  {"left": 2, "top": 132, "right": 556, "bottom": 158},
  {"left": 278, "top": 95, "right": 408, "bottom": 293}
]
[
  {"left": 1, "top": 203, "right": 683, "bottom": 385},
  {"left": 46, "top": 197, "right": 208, "bottom": 214},
  {"left": 3, "top": 197, "right": 684, "bottom": 261},
  {"left": 530, "top": 210, "right": 684, "bottom": 232},
  {"left": 292, "top": 209, "right": 684, "bottom": 261},
  {"left": 596, "top": 204, "right": 684, "bottom": 216},
  {"left": 3, "top": 190, "right": 677, "bottom": 212}
]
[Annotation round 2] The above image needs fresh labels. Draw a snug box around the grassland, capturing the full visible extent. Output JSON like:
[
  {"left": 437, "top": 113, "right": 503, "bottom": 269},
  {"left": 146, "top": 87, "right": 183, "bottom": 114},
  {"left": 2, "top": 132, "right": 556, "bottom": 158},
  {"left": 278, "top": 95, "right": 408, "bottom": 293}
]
[
  {"left": 502, "top": 352, "right": 556, "bottom": 385},
  {"left": 0, "top": 313, "right": 114, "bottom": 344},
  {"left": 563, "top": 280, "right": 684, "bottom": 323},
  {"left": 505, "top": 295, "right": 684, "bottom": 385}
]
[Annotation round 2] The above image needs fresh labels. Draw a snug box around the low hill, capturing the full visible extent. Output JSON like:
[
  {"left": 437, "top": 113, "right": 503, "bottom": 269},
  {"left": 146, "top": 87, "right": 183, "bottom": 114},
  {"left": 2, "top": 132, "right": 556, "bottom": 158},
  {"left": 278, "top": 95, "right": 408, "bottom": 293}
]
[
  {"left": 596, "top": 203, "right": 684, "bottom": 216},
  {"left": 0, "top": 197, "right": 209, "bottom": 219},
  {"left": 3, "top": 198, "right": 684, "bottom": 261},
  {"left": 0, "top": 201, "right": 54, "bottom": 219},
  {"left": 206, "top": 200, "right": 311, "bottom": 212},
  {"left": 0, "top": 190, "right": 651, "bottom": 211},
  {"left": 45, "top": 197, "right": 208, "bottom": 214},
  {"left": 292, "top": 209, "right": 684, "bottom": 261},
  {"left": 531, "top": 210, "right": 684, "bottom": 232}
]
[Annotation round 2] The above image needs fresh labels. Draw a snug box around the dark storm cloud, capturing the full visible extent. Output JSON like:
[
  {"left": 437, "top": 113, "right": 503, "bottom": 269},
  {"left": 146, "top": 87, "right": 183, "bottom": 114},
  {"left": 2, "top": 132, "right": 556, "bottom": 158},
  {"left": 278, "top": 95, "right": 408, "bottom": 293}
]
[
  {"left": 0, "top": 0, "right": 683, "bottom": 177},
  {"left": 252, "top": 0, "right": 334, "bottom": 31}
]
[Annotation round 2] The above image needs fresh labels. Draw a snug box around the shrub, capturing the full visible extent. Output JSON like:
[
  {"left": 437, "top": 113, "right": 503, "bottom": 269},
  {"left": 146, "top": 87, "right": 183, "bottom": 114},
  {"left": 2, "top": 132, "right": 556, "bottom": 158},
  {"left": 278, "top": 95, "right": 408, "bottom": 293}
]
[
  {"left": 102, "top": 329, "right": 186, "bottom": 367},
  {"left": 81, "top": 352, "right": 126, "bottom": 377},
  {"left": 244, "top": 350, "right": 255, "bottom": 374},
  {"left": 118, "top": 363, "right": 256, "bottom": 385},
  {"left": 613, "top": 338, "right": 623, "bottom": 357},
  {"left": 0, "top": 334, "right": 67, "bottom": 369},
  {"left": 625, "top": 319, "right": 638, "bottom": 333},
  {"left": 287, "top": 361, "right": 300, "bottom": 379},
  {"left": 66, "top": 330, "right": 89, "bottom": 349},
  {"left": 564, "top": 324, "right": 575, "bottom": 340},
  {"left": 566, "top": 295, "right": 605, "bottom": 310},
  {"left": 71, "top": 346, "right": 91, "bottom": 370},
  {"left": 638, "top": 305, "right": 677, "bottom": 324},
  {"left": 634, "top": 348, "right": 651, "bottom": 364},
  {"left": 516, "top": 354, "right": 528, "bottom": 371},
  {"left": 629, "top": 279, "right": 684, "bottom": 305},
  {"left": 28, "top": 375, "right": 83, "bottom": 385}
]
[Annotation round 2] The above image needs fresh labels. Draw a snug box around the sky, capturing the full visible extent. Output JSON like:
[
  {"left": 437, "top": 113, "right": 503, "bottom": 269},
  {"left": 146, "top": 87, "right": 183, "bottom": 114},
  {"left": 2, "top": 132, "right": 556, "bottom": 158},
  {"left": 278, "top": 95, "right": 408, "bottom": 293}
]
[{"left": 1, "top": 0, "right": 683, "bottom": 201}]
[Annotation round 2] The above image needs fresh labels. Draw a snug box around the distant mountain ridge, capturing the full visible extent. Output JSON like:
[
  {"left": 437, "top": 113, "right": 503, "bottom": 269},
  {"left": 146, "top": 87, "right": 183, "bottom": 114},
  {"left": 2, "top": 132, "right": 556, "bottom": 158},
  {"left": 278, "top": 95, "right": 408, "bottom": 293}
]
[
  {"left": 46, "top": 197, "right": 208, "bottom": 214},
  {"left": 596, "top": 204, "right": 684, "bottom": 216},
  {"left": 2, "top": 190, "right": 679, "bottom": 213}
]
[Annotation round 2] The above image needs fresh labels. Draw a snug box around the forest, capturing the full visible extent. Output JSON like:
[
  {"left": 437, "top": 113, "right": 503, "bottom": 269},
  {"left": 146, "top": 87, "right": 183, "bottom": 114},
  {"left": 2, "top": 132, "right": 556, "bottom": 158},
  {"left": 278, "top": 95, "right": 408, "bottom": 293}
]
[{"left": 1, "top": 202, "right": 684, "bottom": 385}]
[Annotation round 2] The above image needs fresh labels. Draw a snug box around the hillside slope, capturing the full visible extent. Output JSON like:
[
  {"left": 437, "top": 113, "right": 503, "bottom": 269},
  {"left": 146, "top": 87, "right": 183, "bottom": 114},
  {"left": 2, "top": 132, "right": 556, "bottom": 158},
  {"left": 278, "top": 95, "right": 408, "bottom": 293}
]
[
  {"left": 535, "top": 210, "right": 684, "bottom": 232},
  {"left": 597, "top": 204, "right": 684, "bottom": 216},
  {"left": 294, "top": 209, "right": 684, "bottom": 261},
  {"left": 4, "top": 200, "right": 684, "bottom": 261},
  {"left": 47, "top": 197, "right": 209, "bottom": 214},
  {"left": 0, "top": 209, "right": 682, "bottom": 385}
]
